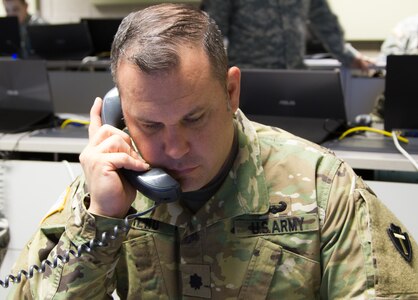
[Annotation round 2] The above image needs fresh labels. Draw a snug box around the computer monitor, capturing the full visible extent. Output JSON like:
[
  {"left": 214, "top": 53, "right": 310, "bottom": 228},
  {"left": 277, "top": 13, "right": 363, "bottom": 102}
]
[
  {"left": 240, "top": 68, "right": 346, "bottom": 119},
  {"left": 0, "top": 60, "right": 55, "bottom": 133},
  {"left": 81, "top": 18, "right": 122, "bottom": 58},
  {"left": 27, "top": 22, "right": 93, "bottom": 60},
  {"left": 384, "top": 55, "right": 418, "bottom": 133},
  {"left": 239, "top": 68, "right": 347, "bottom": 143},
  {"left": 0, "top": 16, "right": 21, "bottom": 58}
]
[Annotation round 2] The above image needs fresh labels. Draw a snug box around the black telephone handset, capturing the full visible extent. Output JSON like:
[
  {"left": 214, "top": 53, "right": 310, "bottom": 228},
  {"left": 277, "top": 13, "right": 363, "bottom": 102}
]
[{"left": 102, "top": 87, "right": 181, "bottom": 204}]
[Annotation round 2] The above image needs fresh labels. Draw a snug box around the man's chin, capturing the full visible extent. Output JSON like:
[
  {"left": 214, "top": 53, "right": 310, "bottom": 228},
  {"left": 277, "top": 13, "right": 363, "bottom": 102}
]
[{"left": 179, "top": 178, "right": 206, "bottom": 193}]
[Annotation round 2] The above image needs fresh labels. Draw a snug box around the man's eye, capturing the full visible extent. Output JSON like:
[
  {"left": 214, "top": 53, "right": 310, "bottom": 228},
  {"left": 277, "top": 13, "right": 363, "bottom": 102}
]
[
  {"left": 185, "top": 114, "right": 204, "bottom": 124},
  {"left": 142, "top": 123, "right": 163, "bottom": 130}
]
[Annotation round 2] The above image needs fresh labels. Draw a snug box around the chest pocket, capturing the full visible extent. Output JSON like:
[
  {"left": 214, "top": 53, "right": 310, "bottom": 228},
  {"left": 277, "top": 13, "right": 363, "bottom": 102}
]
[
  {"left": 115, "top": 218, "right": 178, "bottom": 299},
  {"left": 234, "top": 213, "right": 321, "bottom": 298},
  {"left": 237, "top": 238, "right": 282, "bottom": 299},
  {"left": 237, "top": 237, "right": 320, "bottom": 299}
]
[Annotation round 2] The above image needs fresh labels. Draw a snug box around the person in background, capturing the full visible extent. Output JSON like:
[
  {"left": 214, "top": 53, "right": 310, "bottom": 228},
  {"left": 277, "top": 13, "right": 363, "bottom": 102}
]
[
  {"left": 7, "top": 4, "right": 418, "bottom": 298},
  {"left": 380, "top": 14, "right": 418, "bottom": 57},
  {"left": 372, "top": 14, "right": 418, "bottom": 121},
  {"left": 201, "top": 0, "right": 373, "bottom": 70},
  {"left": 2, "top": 0, "right": 46, "bottom": 58}
]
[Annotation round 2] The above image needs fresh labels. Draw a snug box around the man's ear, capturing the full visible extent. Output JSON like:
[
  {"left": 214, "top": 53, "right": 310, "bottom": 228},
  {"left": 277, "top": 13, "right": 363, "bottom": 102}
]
[{"left": 226, "top": 66, "right": 241, "bottom": 112}]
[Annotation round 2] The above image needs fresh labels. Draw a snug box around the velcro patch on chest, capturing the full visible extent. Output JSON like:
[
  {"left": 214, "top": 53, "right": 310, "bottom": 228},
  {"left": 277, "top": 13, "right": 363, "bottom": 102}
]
[{"left": 234, "top": 213, "right": 319, "bottom": 236}]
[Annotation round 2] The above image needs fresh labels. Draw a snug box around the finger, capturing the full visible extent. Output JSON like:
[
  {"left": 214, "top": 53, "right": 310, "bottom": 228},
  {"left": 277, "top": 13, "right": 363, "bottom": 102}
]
[
  {"left": 89, "top": 134, "right": 149, "bottom": 170},
  {"left": 80, "top": 137, "right": 149, "bottom": 178},
  {"left": 88, "top": 122, "right": 132, "bottom": 148},
  {"left": 96, "top": 134, "right": 142, "bottom": 159},
  {"left": 103, "top": 151, "right": 150, "bottom": 172},
  {"left": 88, "top": 97, "right": 103, "bottom": 138}
]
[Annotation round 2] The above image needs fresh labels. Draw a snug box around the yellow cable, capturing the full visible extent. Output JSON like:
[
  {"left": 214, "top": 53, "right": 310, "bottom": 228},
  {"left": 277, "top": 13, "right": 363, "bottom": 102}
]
[
  {"left": 60, "top": 119, "right": 90, "bottom": 128},
  {"left": 338, "top": 126, "right": 409, "bottom": 144}
]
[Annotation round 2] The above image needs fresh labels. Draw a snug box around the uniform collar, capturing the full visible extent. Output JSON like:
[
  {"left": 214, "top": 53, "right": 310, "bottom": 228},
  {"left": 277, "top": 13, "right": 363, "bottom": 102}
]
[{"left": 135, "top": 110, "right": 270, "bottom": 231}]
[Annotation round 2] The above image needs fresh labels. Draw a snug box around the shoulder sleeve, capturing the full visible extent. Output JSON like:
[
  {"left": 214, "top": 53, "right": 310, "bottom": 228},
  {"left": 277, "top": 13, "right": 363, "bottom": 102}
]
[
  {"left": 380, "top": 17, "right": 418, "bottom": 56},
  {"left": 320, "top": 161, "right": 418, "bottom": 298}
]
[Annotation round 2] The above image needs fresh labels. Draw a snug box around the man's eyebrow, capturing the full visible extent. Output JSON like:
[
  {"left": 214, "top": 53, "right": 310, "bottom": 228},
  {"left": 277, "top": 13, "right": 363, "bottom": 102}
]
[
  {"left": 137, "top": 106, "right": 206, "bottom": 123},
  {"left": 183, "top": 106, "right": 206, "bottom": 118},
  {"left": 136, "top": 117, "right": 161, "bottom": 124}
]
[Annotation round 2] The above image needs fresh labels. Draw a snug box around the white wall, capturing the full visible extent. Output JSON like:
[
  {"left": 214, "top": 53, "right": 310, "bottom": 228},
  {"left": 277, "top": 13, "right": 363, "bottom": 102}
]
[
  {"left": 329, "top": 0, "right": 418, "bottom": 40},
  {"left": 39, "top": 0, "right": 144, "bottom": 23},
  {"left": 39, "top": 0, "right": 198, "bottom": 24},
  {"left": 2, "top": 0, "right": 417, "bottom": 41}
]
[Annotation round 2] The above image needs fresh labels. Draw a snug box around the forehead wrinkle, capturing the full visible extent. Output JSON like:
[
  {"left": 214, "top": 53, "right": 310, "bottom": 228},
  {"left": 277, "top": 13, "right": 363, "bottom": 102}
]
[{"left": 136, "top": 104, "right": 206, "bottom": 125}]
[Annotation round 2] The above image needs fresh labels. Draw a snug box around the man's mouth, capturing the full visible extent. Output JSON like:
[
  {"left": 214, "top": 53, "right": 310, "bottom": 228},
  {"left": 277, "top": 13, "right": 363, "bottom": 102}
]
[{"left": 168, "top": 166, "right": 198, "bottom": 178}]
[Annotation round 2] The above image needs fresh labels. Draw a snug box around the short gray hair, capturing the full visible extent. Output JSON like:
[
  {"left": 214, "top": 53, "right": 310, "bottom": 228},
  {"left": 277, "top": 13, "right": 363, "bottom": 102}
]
[{"left": 110, "top": 3, "right": 228, "bottom": 87}]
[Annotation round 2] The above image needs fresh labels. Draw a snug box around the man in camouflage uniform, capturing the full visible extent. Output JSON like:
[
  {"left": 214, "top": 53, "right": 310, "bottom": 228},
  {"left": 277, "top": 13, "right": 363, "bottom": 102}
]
[
  {"left": 201, "top": 0, "right": 371, "bottom": 70},
  {"left": 7, "top": 4, "right": 418, "bottom": 299}
]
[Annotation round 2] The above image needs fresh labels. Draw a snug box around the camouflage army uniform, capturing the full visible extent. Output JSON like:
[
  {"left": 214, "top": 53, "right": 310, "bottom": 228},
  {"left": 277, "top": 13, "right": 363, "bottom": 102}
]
[
  {"left": 201, "top": 0, "right": 358, "bottom": 69},
  {"left": 7, "top": 110, "right": 418, "bottom": 299},
  {"left": 380, "top": 14, "right": 418, "bottom": 57}
]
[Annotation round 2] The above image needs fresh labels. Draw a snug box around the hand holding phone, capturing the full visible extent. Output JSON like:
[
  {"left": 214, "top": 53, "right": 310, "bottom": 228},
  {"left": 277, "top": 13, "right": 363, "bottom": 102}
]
[{"left": 102, "top": 87, "right": 181, "bottom": 204}]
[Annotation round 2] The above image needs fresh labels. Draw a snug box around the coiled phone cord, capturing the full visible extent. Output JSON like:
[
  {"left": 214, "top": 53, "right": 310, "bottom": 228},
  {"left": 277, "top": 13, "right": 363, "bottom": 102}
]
[{"left": 0, "top": 204, "right": 157, "bottom": 288}]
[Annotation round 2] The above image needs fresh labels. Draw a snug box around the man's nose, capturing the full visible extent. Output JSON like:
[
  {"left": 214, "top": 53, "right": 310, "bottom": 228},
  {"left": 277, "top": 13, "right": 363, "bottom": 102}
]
[{"left": 163, "top": 126, "right": 190, "bottom": 160}]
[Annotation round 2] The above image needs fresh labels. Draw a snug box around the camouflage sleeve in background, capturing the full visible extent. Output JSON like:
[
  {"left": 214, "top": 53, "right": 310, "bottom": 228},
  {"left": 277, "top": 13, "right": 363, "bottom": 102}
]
[
  {"left": 308, "top": 0, "right": 356, "bottom": 66},
  {"left": 201, "top": 0, "right": 357, "bottom": 69},
  {"left": 380, "top": 14, "right": 418, "bottom": 56}
]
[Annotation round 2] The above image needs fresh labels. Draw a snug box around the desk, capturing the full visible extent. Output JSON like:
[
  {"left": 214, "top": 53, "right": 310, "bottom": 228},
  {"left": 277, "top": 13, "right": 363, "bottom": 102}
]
[
  {"left": 0, "top": 128, "right": 88, "bottom": 154},
  {"left": 328, "top": 149, "right": 418, "bottom": 172},
  {"left": 323, "top": 136, "right": 418, "bottom": 172}
]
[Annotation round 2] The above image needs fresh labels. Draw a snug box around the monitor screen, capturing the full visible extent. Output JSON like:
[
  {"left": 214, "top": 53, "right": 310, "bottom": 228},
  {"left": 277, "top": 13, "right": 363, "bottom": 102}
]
[
  {"left": 384, "top": 55, "right": 418, "bottom": 132},
  {"left": 81, "top": 18, "right": 122, "bottom": 58},
  {"left": 0, "top": 16, "right": 21, "bottom": 58},
  {"left": 27, "top": 22, "right": 93, "bottom": 60},
  {"left": 239, "top": 68, "right": 346, "bottom": 120},
  {"left": 0, "top": 60, "right": 55, "bottom": 132},
  {"left": 239, "top": 68, "right": 347, "bottom": 143}
]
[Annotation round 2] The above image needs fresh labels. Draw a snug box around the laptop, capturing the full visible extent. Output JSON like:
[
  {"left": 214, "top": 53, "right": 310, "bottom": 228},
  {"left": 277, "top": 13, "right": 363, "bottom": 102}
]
[
  {"left": 0, "top": 16, "right": 21, "bottom": 58},
  {"left": 81, "top": 18, "right": 122, "bottom": 58},
  {"left": 239, "top": 68, "right": 347, "bottom": 143},
  {"left": 27, "top": 22, "right": 93, "bottom": 60},
  {"left": 384, "top": 55, "right": 418, "bottom": 134},
  {"left": 0, "top": 59, "right": 55, "bottom": 133}
]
